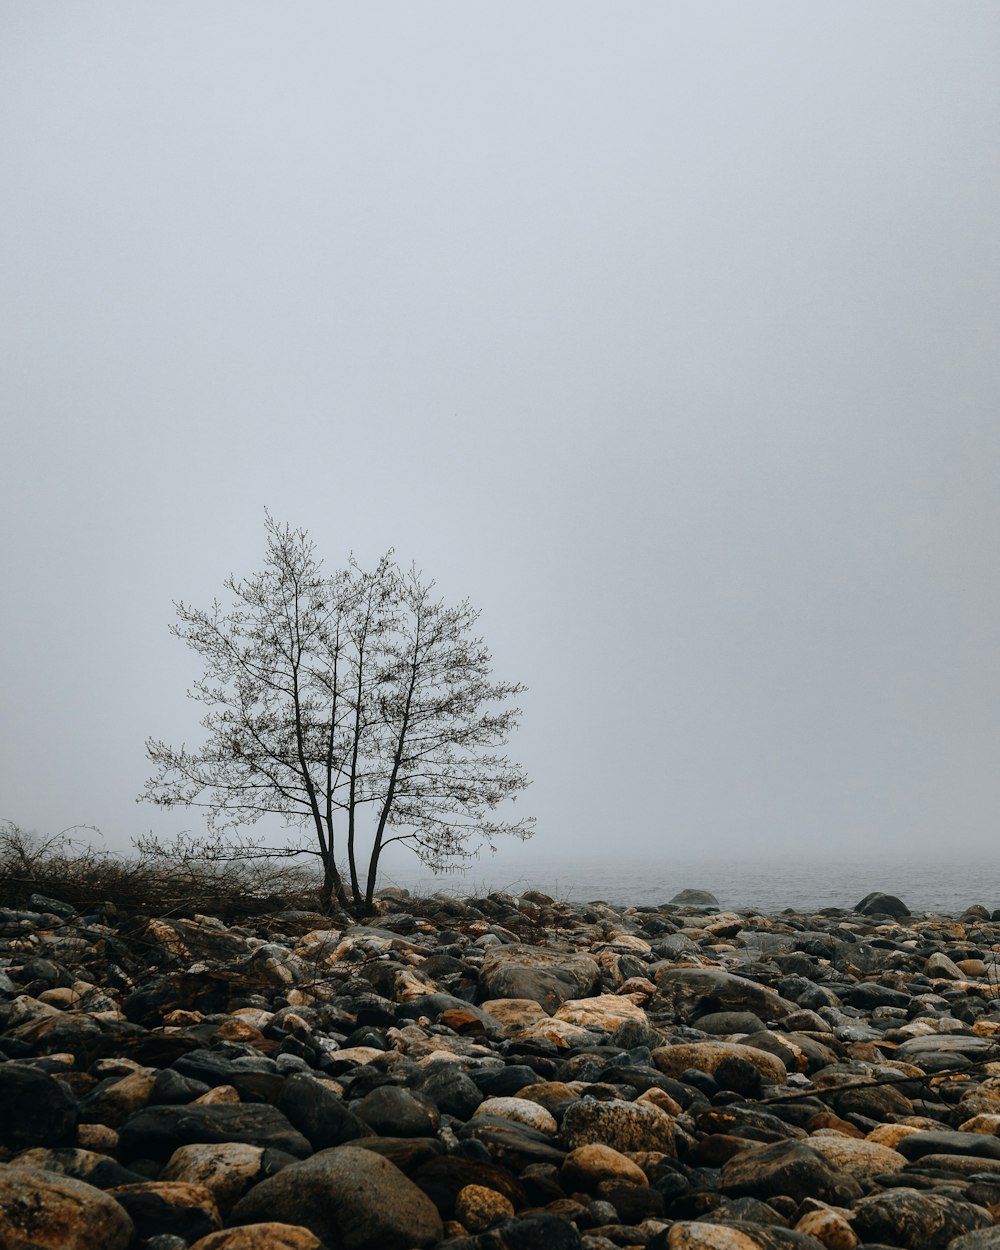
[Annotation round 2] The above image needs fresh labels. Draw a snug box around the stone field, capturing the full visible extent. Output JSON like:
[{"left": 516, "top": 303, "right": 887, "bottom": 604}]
[{"left": 4, "top": 884, "right": 1000, "bottom": 1249}]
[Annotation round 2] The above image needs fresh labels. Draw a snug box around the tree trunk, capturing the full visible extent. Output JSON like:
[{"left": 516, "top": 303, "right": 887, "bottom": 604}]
[{"left": 319, "top": 854, "right": 352, "bottom": 915}]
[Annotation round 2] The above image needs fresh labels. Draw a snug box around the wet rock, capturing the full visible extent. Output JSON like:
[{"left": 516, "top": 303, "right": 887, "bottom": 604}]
[
  {"left": 454, "top": 1182, "right": 516, "bottom": 1232},
  {"left": 718, "top": 1140, "right": 862, "bottom": 1205},
  {"left": 561, "top": 1143, "right": 648, "bottom": 1190},
  {"left": 353, "top": 1084, "right": 439, "bottom": 1137},
  {"left": 652, "top": 1041, "right": 788, "bottom": 1087},
  {"left": 655, "top": 968, "right": 797, "bottom": 1022},
  {"left": 851, "top": 1187, "right": 992, "bottom": 1248},
  {"left": 11, "top": 1145, "right": 147, "bottom": 1189},
  {"left": 108, "top": 1180, "right": 223, "bottom": 1242},
  {"left": 895, "top": 1130, "right": 1000, "bottom": 1162},
  {"left": 228, "top": 1144, "right": 444, "bottom": 1249},
  {"left": 478, "top": 945, "right": 602, "bottom": 1013},
  {"left": 800, "top": 1133, "right": 906, "bottom": 1179},
  {"left": 413, "top": 1061, "right": 485, "bottom": 1119},
  {"left": 0, "top": 1163, "right": 134, "bottom": 1250},
  {"left": 119, "top": 1103, "right": 312, "bottom": 1161},
  {"left": 854, "top": 892, "right": 910, "bottom": 918},
  {"left": 411, "top": 1153, "right": 528, "bottom": 1219},
  {"left": 459, "top": 1116, "right": 567, "bottom": 1169},
  {"left": 560, "top": 1097, "right": 676, "bottom": 1154},
  {"left": 189, "top": 1224, "right": 329, "bottom": 1249},
  {"left": 480, "top": 1211, "right": 584, "bottom": 1249},
  {"left": 669, "top": 890, "right": 721, "bottom": 907},
  {"left": 651, "top": 1222, "right": 826, "bottom": 1247},
  {"left": 0, "top": 1061, "right": 79, "bottom": 1147},
  {"left": 276, "top": 1072, "right": 368, "bottom": 1149},
  {"left": 161, "top": 1142, "right": 293, "bottom": 1215},
  {"left": 474, "top": 1096, "right": 558, "bottom": 1135}
]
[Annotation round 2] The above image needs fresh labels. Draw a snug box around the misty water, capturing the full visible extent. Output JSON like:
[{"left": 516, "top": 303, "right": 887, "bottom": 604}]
[{"left": 376, "top": 852, "right": 1000, "bottom": 916}]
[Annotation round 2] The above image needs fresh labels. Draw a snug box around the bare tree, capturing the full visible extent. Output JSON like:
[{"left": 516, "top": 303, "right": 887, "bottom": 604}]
[{"left": 141, "top": 516, "right": 533, "bottom": 914}]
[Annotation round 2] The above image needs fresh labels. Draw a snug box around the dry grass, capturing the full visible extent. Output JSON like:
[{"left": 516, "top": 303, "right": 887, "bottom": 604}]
[{"left": 0, "top": 821, "right": 325, "bottom": 919}]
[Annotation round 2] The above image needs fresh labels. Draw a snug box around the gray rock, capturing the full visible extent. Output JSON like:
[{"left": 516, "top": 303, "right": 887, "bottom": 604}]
[
  {"left": 352, "top": 1085, "right": 439, "bottom": 1137},
  {"left": 718, "top": 1140, "right": 862, "bottom": 1205},
  {"left": 277, "top": 1072, "right": 369, "bottom": 1150},
  {"left": 654, "top": 966, "right": 797, "bottom": 1022},
  {"left": 228, "top": 1145, "right": 443, "bottom": 1249},
  {"left": 852, "top": 1188, "right": 992, "bottom": 1249},
  {"left": 949, "top": 1229, "right": 1000, "bottom": 1249},
  {"left": 0, "top": 1062, "right": 79, "bottom": 1148},
  {"left": 895, "top": 1131, "right": 1000, "bottom": 1162},
  {"left": 478, "top": 944, "right": 601, "bottom": 1012},
  {"left": 119, "top": 1103, "right": 312, "bottom": 1162},
  {"left": 668, "top": 889, "right": 720, "bottom": 906},
  {"left": 854, "top": 891, "right": 910, "bottom": 917}
]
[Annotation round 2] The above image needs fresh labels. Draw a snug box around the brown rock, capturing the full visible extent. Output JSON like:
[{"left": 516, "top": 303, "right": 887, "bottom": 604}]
[
  {"left": 561, "top": 1143, "right": 648, "bottom": 1190},
  {"left": 454, "top": 1183, "right": 515, "bottom": 1233},
  {"left": 161, "top": 1142, "right": 272, "bottom": 1215},
  {"left": 189, "top": 1224, "right": 327, "bottom": 1250},
  {"left": 560, "top": 1098, "right": 676, "bottom": 1155},
  {"left": 652, "top": 1041, "right": 787, "bottom": 1086},
  {"left": 0, "top": 1164, "right": 133, "bottom": 1250}
]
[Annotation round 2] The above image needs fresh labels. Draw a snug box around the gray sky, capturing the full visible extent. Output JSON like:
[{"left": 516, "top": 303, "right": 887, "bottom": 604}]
[{"left": 3, "top": 2, "right": 1000, "bottom": 873}]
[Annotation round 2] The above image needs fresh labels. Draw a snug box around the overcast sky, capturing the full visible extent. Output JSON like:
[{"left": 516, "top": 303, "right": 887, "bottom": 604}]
[{"left": 3, "top": 3, "right": 1000, "bottom": 877}]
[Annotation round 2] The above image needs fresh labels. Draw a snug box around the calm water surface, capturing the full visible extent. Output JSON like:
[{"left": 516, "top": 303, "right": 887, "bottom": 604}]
[{"left": 377, "top": 852, "right": 1000, "bottom": 915}]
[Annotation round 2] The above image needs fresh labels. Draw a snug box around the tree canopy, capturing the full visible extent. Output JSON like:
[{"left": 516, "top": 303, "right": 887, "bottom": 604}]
[{"left": 142, "top": 517, "right": 533, "bottom": 913}]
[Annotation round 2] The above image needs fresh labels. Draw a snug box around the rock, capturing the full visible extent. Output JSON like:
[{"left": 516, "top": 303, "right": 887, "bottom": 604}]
[
  {"left": 454, "top": 1182, "right": 516, "bottom": 1232},
  {"left": 413, "top": 1062, "right": 485, "bottom": 1119},
  {"left": 0, "top": 1061, "right": 79, "bottom": 1148},
  {"left": 410, "top": 1153, "right": 527, "bottom": 1219},
  {"left": 107, "top": 1181, "right": 222, "bottom": 1243},
  {"left": 118, "top": 1103, "right": 312, "bottom": 1161},
  {"left": 0, "top": 1163, "right": 134, "bottom": 1250},
  {"left": 228, "top": 1145, "right": 443, "bottom": 1249},
  {"left": 654, "top": 1222, "right": 826, "bottom": 1247},
  {"left": 718, "top": 1140, "right": 862, "bottom": 1205},
  {"left": 352, "top": 1085, "right": 439, "bottom": 1137},
  {"left": 161, "top": 1143, "right": 291, "bottom": 1215},
  {"left": 669, "top": 890, "right": 720, "bottom": 907},
  {"left": 652, "top": 1041, "right": 788, "bottom": 1087},
  {"left": 948, "top": 1231, "right": 1000, "bottom": 1250},
  {"left": 474, "top": 1097, "right": 558, "bottom": 1135},
  {"left": 793, "top": 1207, "right": 858, "bottom": 1249},
  {"left": 479, "top": 998, "right": 550, "bottom": 1033},
  {"left": 924, "top": 951, "right": 967, "bottom": 979},
  {"left": 478, "top": 945, "right": 602, "bottom": 1013},
  {"left": 851, "top": 1188, "right": 992, "bottom": 1248},
  {"left": 188, "top": 1225, "right": 328, "bottom": 1250},
  {"left": 561, "top": 1143, "right": 648, "bottom": 1190},
  {"left": 895, "top": 1130, "right": 1000, "bottom": 1162},
  {"left": 560, "top": 1098, "right": 676, "bottom": 1154},
  {"left": 801, "top": 1133, "right": 906, "bottom": 1179},
  {"left": 10, "top": 1146, "right": 146, "bottom": 1189},
  {"left": 854, "top": 892, "right": 910, "bottom": 918},
  {"left": 694, "top": 1011, "right": 768, "bottom": 1036},
  {"left": 80, "top": 1068, "right": 157, "bottom": 1127},
  {"left": 552, "top": 995, "right": 650, "bottom": 1031},
  {"left": 483, "top": 1211, "right": 584, "bottom": 1249},
  {"left": 654, "top": 968, "right": 797, "bottom": 1022},
  {"left": 459, "top": 1117, "right": 567, "bottom": 1170},
  {"left": 277, "top": 1073, "right": 369, "bottom": 1149}
]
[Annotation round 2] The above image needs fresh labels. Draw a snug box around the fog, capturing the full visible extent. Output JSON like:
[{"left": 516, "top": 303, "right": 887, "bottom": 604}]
[{"left": 3, "top": 3, "right": 999, "bottom": 880}]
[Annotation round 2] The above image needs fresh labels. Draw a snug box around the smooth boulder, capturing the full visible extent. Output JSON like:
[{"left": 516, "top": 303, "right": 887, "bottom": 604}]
[{"left": 227, "top": 1145, "right": 443, "bottom": 1250}]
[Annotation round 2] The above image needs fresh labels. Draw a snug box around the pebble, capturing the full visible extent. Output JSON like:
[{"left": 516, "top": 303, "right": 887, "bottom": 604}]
[{"left": 4, "top": 885, "right": 1000, "bottom": 1247}]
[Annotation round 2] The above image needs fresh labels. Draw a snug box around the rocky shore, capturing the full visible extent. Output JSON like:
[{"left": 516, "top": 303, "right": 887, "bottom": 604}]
[{"left": 5, "top": 884, "right": 1000, "bottom": 1249}]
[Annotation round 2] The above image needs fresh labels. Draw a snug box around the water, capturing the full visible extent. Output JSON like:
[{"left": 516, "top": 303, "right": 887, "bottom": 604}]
[{"left": 375, "top": 851, "right": 1000, "bottom": 915}]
